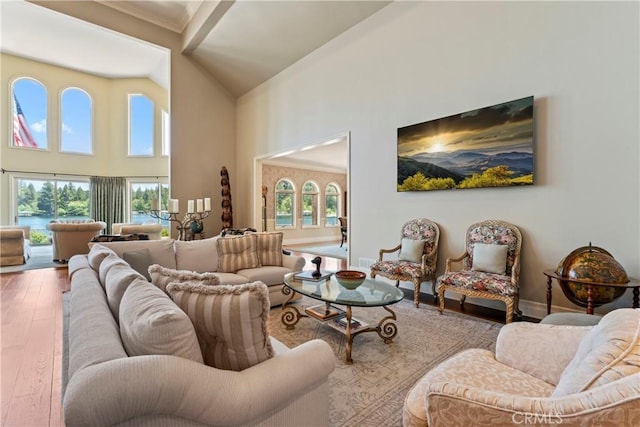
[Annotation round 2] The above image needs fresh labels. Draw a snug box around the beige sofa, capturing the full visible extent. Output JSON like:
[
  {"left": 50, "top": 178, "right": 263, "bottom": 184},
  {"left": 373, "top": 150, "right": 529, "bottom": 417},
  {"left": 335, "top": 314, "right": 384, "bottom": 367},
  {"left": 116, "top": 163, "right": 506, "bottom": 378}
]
[
  {"left": 90, "top": 233, "right": 304, "bottom": 307},
  {"left": 46, "top": 219, "right": 106, "bottom": 262},
  {"left": 64, "top": 242, "right": 334, "bottom": 426},
  {"left": 0, "top": 225, "right": 31, "bottom": 266},
  {"left": 403, "top": 308, "right": 640, "bottom": 426},
  {"left": 112, "top": 222, "right": 163, "bottom": 240}
]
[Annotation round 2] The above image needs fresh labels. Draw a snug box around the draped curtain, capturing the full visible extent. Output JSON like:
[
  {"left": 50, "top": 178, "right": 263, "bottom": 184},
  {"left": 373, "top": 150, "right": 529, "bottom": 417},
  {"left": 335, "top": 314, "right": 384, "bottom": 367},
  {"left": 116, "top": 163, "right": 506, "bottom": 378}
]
[{"left": 90, "top": 176, "right": 126, "bottom": 234}]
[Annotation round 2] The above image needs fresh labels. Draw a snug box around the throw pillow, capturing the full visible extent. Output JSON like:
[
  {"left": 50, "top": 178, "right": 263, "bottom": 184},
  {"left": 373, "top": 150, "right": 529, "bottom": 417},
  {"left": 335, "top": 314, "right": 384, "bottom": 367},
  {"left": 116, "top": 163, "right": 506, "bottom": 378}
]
[
  {"left": 99, "top": 253, "right": 129, "bottom": 287},
  {"left": 123, "top": 248, "right": 152, "bottom": 281},
  {"left": 148, "top": 264, "right": 220, "bottom": 293},
  {"left": 216, "top": 234, "right": 260, "bottom": 273},
  {"left": 87, "top": 243, "right": 115, "bottom": 272},
  {"left": 167, "top": 281, "right": 274, "bottom": 371},
  {"left": 105, "top": 263, "right": 145, "bottom": 320},
  {"left": 256, "top": 232, "right": 283, "bottom": 266},
  {"left": 398, "top": 238, "right": 425, "bottom": 263},
  {"left": 472, "top": 243, "right": 508, "bottom": 275},
  {"left": 119, "top": 278, "right": 204, "bottom": 364},
  {"left": 174, "top": 236, "right": 220, "bottom": 272}
]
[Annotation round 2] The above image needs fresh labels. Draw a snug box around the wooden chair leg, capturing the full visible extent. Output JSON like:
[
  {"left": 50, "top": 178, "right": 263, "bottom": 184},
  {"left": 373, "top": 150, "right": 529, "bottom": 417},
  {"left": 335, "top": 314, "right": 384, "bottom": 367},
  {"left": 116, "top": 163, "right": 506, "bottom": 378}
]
[
  {"left": 414, "top": 281, "right": 420, "bottom": 308},
  {"left": 438, "top": 286, "right": 446, "bottom": 314},
  {"left": 460, "top": 295, "right": 466, "bottom": 308},
  {"left": 395, "top": 280, "right": 400, "bottom": 288},
  {"left": 431, "top": 280, "right": 438, "bottom": 305}
]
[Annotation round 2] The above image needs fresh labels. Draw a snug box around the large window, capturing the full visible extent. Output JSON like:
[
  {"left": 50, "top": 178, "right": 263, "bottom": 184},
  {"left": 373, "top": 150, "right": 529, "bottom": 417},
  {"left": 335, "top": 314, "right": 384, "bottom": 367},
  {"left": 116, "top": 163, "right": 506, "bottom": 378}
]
[
  {"left": 15, "top": 177, "right": 90, "bottom": 242},
  {"left": 325, "top": 183, "right": 340, "bottom": 226},
  {"left": 302, "top": 181, "right": 319, "bottom": 227},
  {"left": 129, "top": 181, "right": 169, "bottom": 232},
  {"left": 275, "top": 179, "right": 295, "bottom": 228},
  {"left": 61, "top": 87, "right": 93, "bottom": 154},
  {"left": 11, "top": 78, "right": 47, "bottom": 149},
  {"left": 129, "top": 94, "right": 154, "bottom": 156}
]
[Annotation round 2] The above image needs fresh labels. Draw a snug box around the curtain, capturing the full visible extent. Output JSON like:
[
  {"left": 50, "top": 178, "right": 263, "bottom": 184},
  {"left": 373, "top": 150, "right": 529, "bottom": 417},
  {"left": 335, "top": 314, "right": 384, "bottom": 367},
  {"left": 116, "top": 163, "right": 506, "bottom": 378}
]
[{"left": 90, "top": 176, "right": 125, "bottom": 234}]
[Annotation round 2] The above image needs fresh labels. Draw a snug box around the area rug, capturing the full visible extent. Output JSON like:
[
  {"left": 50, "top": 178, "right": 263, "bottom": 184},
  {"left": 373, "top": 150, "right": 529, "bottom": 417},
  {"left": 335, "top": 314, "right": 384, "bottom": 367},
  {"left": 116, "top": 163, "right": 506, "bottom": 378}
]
[
  {"left": 290, "top": 244, "right": 348, "bottom": 260},
  {"left": 268, "top": 297, "right": 502, "bottom": 427}
]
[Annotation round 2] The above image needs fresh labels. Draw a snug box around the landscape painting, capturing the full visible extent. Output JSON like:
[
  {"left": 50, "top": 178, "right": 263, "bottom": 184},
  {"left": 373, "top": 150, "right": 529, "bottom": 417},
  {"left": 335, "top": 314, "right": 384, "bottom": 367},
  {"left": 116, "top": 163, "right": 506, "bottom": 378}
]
[{"left": 397, "top": 96, "right": 534, "bottom": 192}]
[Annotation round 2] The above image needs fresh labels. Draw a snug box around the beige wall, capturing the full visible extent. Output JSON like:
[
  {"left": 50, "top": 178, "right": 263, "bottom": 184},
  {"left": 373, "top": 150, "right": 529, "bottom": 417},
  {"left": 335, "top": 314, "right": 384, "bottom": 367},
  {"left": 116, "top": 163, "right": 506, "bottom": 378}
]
[
  {"left": 29, "top": 0, "right": 237, "bottom": 236},
  {"left": 0, "top": 53, "right": 168, "bottom": 222},
  {"left": 236, "top": 1, "right": 640, "bottom": 318},
  {"left": 261, "top": 163, "right": 346, "bottom": 244}
]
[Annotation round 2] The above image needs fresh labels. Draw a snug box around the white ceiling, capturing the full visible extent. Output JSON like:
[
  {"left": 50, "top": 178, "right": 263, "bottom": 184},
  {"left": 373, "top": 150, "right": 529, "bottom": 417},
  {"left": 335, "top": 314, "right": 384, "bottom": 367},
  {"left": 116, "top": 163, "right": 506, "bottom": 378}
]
[{"left": 1, "top": 0, "right": 388, "bottom": 172}]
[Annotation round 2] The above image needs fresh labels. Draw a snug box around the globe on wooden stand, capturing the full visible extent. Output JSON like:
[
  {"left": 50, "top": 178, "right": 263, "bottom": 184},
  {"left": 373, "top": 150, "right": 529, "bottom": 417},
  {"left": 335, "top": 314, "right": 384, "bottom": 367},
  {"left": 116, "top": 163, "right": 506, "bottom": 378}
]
[{"left": 556, "top": 243, "right": 629, "bottom": 308}]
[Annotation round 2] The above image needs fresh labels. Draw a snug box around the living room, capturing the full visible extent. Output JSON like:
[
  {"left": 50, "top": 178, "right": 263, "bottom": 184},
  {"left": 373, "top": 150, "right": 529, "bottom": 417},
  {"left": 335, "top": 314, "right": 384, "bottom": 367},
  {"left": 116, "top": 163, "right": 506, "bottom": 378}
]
[{"left": 1, "top": 0, "right": 638, "bottom": 426}]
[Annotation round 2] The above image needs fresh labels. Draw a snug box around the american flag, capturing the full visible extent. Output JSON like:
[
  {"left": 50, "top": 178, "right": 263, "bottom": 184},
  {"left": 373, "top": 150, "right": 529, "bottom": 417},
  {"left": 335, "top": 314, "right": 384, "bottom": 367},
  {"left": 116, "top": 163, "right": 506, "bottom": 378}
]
[{"left": 13, "top": 94, "right": 38, "bottom": 148}]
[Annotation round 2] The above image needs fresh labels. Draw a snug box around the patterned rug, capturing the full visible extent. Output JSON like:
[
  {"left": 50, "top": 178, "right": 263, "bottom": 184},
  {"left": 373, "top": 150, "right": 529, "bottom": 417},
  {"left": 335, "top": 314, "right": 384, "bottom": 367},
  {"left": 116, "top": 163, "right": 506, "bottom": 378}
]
[{"left": 268, "top": 297, "right": 502, "bottom": 427}]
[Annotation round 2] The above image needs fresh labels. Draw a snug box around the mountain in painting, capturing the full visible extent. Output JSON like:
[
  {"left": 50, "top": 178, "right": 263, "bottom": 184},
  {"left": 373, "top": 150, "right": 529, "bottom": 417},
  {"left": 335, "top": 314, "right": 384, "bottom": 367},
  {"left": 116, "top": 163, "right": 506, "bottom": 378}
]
[
  {"left": 397, "top": 157, "right": 465, "bottom": 185},
  {"left": 411, "top": 149, "right": 533, "bottom": 177}
]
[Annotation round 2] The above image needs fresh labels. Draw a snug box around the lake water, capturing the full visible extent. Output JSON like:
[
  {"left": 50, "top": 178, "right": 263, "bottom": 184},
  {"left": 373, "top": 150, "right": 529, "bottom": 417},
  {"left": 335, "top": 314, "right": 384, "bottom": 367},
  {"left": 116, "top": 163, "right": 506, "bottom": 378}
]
[{"left": 18, "top": 213, "right": 166, "bottom": 234}]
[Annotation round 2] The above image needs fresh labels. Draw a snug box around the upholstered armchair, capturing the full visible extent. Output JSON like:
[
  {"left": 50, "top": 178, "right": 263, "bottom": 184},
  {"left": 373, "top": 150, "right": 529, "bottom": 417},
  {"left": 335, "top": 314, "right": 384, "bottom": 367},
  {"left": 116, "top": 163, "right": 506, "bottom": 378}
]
[
  {"left": 437, "top": 219, "right": 522, "bottom": 323},
  {"left": 0, "top": 225, "right": 31, "bottom": 266},
  {"left": 370, "top": 218, "right": 440, "bottom": 307},
  {"left": 403, "top": 308, "right": 640, "bottom": 426},
  {"left": 46, "top": 219, "right": 106, "bottom": 262},
  {"left": 112, "top": 222, "right": 163, "bottom": 240}
]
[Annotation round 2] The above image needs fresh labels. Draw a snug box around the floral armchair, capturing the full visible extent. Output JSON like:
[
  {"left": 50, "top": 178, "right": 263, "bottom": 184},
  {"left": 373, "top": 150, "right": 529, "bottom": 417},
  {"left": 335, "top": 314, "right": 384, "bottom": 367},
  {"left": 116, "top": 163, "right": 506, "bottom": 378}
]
[
  {"left": 370, "top": 218, "right": 440, "bottom": 307},
  {"left": 436, "top": 219, "right": 522, "bottom": 323}
]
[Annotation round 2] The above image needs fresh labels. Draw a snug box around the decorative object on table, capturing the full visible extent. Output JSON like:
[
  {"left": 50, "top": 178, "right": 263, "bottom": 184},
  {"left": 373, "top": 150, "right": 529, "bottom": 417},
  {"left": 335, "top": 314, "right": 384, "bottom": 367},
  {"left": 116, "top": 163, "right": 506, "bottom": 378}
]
[
  {"left": 220, "top": 227, "right": 256, "bottom": 237},
  {"left": 262, "top": 185, "right": 268, "bottom": 232},
  {"left": 149, "top": 196, "right": 211, "bottom": 241},
  {"left": 436, "top": 219, "right": 522, "bottom": 323},
  {"left": 334, "top": 270, "right": 366, "bottom": 290},
  {"left": 555, "top": 243, "right": 629, "bottom": 309},
  {"left": 397, "top": 96, "right": 534, "bottom": 192},
  {"left": 293, "top": 270, "right": 333, "bottom": 282},
  {"left": 311, "top": 256, "right": 322, "bottom": 278},
  {"left": 370, "top": 218, "right": 440, "bottom": 307},
  {"left": 220, "top": 166, "right": 233, "bottom": 229}
]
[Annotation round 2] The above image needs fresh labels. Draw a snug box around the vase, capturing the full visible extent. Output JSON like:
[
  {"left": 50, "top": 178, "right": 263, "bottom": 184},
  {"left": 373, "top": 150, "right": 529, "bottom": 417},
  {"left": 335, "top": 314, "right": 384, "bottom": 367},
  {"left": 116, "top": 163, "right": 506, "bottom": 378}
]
[{"left": 190, "top": 221, "right": 204, "bottom": 234}]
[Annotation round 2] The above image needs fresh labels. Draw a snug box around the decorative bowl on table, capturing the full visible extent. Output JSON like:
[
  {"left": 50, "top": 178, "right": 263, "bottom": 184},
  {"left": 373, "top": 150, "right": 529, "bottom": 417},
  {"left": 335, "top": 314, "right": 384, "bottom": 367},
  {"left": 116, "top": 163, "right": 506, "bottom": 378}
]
[{"left": 334, "top": 270, "right": 366, "bottom": 290}]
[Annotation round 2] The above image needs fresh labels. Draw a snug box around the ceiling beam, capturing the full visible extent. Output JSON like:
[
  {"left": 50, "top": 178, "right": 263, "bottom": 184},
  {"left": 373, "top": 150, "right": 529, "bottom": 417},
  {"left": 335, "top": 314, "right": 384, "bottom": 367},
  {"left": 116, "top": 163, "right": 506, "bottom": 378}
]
[{"left": 182, "top": 0, "right": 235, "bottom": 54}]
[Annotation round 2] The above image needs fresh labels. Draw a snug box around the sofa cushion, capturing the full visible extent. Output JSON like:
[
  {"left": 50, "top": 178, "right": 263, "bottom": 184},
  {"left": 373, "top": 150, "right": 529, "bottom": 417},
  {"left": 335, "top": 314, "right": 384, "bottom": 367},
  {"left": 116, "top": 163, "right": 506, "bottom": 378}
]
[
  {"left": 99, "top": 253, "right": 129, "bottom": 287},
  {"left": 216, "top": 234, "right": 260, "bottom": 273},
  {"left": 92, "top": 239, "right": 177, "bottom": 269},
  {"left": 256, "top": 232, "right": 283, "bottom": 266},
  {"left": 174, "top": 236, "right": 220, "bottom": 272},
  {"left": 119, "top": 278, "right": 204, "bottom": 364},
  {"left": 105, "top": 263, "right": 145, "bottom": 320},
  {"left": 87, "top": 243, "right": 115, "bottom": 271},
  {"left": 148, "top": 264, "right": 220, "bottom": 293},
  {"left": 211, "top": 272, "right": 253, "bottom": 286},
  {"left": 552, "top": 308, "right": 640, "bottom": 396},
  {"left": 123, "top": 248, "right": 152, "bottom": 280},
  {"left": 472, "top": 243, "right": 508, "bottom": 275},
  {"left": 237, "top": 266, "right": 291, "bottom": 286},
  {"left": 167, "top": 281, "right": 274, "bottom": 371}
]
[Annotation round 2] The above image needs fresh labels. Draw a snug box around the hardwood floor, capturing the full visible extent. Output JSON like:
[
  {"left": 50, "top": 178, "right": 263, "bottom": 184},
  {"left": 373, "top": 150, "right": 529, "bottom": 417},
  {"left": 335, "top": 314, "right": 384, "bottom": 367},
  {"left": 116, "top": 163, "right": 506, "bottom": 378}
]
[
  {"left": 1, "top": 268, "right": 69, "bottom": 427},
  {"left": 0, "top": 249, "right": 527, "bottom": 427}
]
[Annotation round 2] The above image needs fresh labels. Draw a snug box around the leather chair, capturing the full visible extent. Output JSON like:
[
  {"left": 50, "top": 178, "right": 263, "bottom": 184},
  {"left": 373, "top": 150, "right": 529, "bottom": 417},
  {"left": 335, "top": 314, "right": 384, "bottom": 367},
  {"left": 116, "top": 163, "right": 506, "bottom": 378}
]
[
  {"left": 46, "top": 220, "right": 106, "bottom": 262},
  {"left": 370, "top": 218, "right": 440, "bottom": 307},
  {"left": 437, "top": 219, "right": 522, "bottom": 323}
]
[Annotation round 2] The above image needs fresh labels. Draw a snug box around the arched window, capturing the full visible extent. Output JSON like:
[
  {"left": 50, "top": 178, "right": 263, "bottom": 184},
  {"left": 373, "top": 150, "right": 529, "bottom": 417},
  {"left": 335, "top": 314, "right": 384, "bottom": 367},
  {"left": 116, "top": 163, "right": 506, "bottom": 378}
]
[
  {"left": 302, "top": 181, "right": 319, "bottom": 227},
  {"left": 11, "top": 77, "right": 47, "bottom": 149},
  {"left": 275, "top": 179, "right": 295, "bottom": 228},
  {"left": 61, "top": 87, "right": 93, "bottom": 154},
  {"left": 129, "top": 94, "right": 154, "bottom": 156},
  {"left": 325, "top": 183, "right": 341, "bottom": 226}
]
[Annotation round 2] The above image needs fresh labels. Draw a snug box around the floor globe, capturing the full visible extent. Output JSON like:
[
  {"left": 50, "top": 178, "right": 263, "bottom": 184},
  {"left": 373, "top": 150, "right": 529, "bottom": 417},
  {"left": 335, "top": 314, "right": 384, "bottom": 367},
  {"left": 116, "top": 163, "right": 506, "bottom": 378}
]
[{"left": 556, "top": 244, "right": 628, "bottom": 308}]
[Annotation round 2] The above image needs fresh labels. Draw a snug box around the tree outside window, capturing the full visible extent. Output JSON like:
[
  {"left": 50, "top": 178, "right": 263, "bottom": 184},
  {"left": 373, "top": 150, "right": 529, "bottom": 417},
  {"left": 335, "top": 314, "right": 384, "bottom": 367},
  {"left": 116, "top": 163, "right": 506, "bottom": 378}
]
[
  {"left": 325, "top": 183, "right": 340, "bottom": 226},
  {"left": 302, "top": 181, "right": 319, "bottom": 227},
  {"left": 275, "top": 179, "right": 295, "bottom": 228},
  {"left": 129, "top": 182, "right": 169, "bottom": 234}
]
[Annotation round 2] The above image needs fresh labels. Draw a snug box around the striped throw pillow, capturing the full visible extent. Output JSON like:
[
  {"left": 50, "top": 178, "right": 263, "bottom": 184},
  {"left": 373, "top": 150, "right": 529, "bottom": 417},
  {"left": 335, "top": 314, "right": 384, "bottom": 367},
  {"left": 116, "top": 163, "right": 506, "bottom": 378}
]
[
  {"left": 148, "top": 264, "right": 220, "bottom": 293},
  {"left": 257, "top": 232, "right": 283, "bottom": 266},
  {"left": 216, "top": 234, "right": 260, "bottom": 272},
  {"left": 167, "top": 281, "right": 274, "bottom": 371}
]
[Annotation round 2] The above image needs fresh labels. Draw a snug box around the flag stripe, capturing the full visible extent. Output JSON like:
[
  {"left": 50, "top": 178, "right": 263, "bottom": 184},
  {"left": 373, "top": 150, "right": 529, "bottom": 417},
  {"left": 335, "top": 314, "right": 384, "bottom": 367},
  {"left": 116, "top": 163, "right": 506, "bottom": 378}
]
[{"left": 13, "top": 95, "right": 38, "bottom": 148}]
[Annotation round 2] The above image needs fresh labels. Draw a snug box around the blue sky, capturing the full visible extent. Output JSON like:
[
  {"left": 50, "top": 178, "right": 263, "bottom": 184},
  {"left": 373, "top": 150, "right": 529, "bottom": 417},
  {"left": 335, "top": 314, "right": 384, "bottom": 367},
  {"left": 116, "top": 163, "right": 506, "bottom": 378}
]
[{"left": 13, "top": 78, "right": 154, "bottom": 155}]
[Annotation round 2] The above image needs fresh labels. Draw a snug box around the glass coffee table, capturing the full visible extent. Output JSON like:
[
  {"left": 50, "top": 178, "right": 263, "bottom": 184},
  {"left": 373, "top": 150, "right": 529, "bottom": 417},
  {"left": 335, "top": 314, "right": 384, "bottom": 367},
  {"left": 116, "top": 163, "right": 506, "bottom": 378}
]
[{"left": 281, "top": 272, "right": 404, "bottom": 364}]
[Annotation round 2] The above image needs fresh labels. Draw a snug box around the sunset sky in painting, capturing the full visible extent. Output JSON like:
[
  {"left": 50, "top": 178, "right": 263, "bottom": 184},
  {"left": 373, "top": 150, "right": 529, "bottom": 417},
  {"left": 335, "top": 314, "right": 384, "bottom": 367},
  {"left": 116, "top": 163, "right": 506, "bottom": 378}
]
[{"left": 398, "top": 96, "right": 534, "bottom": 157}]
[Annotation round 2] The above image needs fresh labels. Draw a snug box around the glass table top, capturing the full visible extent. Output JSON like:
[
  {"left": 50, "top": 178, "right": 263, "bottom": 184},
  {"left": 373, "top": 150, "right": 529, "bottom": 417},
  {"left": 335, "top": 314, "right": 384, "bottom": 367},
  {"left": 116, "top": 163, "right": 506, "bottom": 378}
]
[{"left": 283, "top": 272, "right": 404, "bottom": 307}]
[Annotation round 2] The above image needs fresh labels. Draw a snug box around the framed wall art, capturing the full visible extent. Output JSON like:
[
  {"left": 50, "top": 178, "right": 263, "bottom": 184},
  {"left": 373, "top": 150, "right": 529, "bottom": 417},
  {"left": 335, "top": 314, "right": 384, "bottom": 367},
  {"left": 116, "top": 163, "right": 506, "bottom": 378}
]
[{"left": 397, "top": 96, "right": 534, "bottom": 192}]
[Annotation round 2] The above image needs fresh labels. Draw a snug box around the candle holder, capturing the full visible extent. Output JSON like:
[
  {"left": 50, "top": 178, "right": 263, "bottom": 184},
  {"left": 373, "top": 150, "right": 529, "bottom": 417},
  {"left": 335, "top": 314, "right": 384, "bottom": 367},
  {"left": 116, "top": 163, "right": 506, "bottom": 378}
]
[{"left": 149, "top": 209, "right": 211, "bottom": 241}]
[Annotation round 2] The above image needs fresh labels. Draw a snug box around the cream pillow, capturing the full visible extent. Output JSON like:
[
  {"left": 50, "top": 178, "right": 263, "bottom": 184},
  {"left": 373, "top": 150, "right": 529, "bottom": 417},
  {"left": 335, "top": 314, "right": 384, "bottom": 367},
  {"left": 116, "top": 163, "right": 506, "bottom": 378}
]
[
  {"left": 87, "top": 243, "right": 115, "bottom": 271},
  {"left": 398, "top": 238, "right": 425, "bottom": 263},
  {"left": 167, "top": 281, "right": 274, "bottom": 371},
  {"left": 148, "top": 264, "right": 220, "bottom": 293},
  {"left": 119, "top": 278, "right": 204, "bottom": 364},
  {"left": 216, "top": 234, "right": 260, "bottom": 273},
  {"left": 99, "top": 253, "right": 129, "bottom": 286},
  {"left": 472, "top": 243, "right": 508, "bottom": 275},
  {"left": 104, "top": 263, "right": 145, "bottom": 320},
  {"left": 257, "top": 232, "right": 283, "bottom": 266},
  {"left": 174, "top": 236, "right": 220, "bottom": 272}
]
